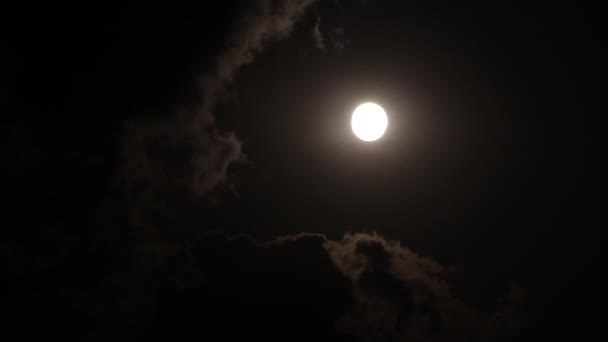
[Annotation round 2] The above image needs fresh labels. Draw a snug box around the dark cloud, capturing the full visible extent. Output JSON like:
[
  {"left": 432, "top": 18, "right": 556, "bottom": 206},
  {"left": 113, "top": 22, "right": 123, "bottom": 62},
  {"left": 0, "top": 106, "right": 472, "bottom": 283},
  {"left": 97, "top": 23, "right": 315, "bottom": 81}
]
[
  {"left": 118, "top": 0, "right": 321, "bottom": 264},
  {"left": 313, "top": 16, "right": 327, "bottom": 51},
  {"left": 148, "top": 231, "right": 353, "bottom": 339},
  {"left": 311, "top": 15, "right": 347, "bottom": 52},
  {"left": 327, "top": 26, "right": 348, "bottom": 51},
  {"left": 122, "top": 0, "right": 317, "bottom": 205},
  {"left": 327, "top": 233, "right": 526, "bottom": 340},
  {"left": 145, "top": 232, "right": 525, "bottom": 340},
  {"left": 6, "top": 3, "right": 322, "bottom": 340}
]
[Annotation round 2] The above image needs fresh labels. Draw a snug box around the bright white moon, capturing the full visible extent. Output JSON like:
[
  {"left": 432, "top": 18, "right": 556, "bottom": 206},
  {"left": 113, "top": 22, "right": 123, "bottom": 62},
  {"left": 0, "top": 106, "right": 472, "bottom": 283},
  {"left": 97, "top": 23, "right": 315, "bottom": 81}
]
[{"left": 351, "top": 102, "right": 388, "bottom": 141}]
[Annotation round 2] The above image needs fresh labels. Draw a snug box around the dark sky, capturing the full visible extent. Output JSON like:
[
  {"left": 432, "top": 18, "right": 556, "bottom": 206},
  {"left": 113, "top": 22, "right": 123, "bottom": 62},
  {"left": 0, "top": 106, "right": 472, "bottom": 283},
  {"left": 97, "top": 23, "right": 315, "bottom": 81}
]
[{"left": 3, "top": 1, "right": 604, "bottom": 340}]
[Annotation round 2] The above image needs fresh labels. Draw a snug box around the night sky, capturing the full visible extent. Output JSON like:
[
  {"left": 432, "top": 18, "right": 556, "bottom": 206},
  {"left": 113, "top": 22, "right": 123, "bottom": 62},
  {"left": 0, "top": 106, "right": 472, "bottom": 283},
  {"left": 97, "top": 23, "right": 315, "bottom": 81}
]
[{"left": 3, "top": 1, "right": 604, "bottom": 340}]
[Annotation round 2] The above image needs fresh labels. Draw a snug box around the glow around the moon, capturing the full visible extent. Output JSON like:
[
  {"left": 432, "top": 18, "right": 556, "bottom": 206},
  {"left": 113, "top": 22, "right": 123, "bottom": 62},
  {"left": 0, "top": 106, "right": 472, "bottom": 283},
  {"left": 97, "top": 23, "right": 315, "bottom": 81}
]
[{"left": 351, "top": 102, "right": 388, "bottom": 141}]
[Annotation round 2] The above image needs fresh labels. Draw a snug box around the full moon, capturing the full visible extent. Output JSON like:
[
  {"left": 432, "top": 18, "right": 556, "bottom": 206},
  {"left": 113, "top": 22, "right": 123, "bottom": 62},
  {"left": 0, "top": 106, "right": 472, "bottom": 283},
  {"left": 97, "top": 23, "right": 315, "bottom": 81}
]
[{"left": 351, "top": 102, "right": 388, "bottom": 141}]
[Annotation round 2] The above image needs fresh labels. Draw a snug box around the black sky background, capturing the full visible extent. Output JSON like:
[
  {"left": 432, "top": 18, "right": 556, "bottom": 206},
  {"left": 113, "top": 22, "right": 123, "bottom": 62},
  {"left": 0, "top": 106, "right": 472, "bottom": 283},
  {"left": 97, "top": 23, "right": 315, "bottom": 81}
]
[{"left": 3, "top": 1, "right": 605, "bottom": 340}]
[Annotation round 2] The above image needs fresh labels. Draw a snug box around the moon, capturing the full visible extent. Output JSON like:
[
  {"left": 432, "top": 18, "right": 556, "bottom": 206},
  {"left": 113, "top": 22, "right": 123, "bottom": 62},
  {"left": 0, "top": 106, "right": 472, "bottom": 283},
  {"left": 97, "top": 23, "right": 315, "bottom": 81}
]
[{"left": 351, "top": 102, "right": 388, "bottom": 142}]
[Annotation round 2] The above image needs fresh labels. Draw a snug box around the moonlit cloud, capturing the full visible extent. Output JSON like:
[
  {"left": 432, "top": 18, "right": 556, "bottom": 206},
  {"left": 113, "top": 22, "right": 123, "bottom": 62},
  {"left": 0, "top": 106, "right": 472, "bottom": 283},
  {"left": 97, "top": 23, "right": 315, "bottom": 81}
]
[
  {"left": 153, "top": 231, "right": 526, "bottom": 340},
  {"left": 325, "top": 232, "right": 526, "bottom": 340},
  {"left": 313, "top": 16, "right": 327, "bottom": 51},
  {"left": 121, "top": 0, "right": 318, "bottom": 230}
]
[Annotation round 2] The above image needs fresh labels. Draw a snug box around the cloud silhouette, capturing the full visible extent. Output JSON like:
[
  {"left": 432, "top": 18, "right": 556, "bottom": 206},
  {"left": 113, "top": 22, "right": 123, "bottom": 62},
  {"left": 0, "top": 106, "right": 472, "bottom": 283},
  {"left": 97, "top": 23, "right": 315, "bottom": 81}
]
[
  {"left": 146, "top": 231, "right": 525, "bottom": 340},
  {"left": 313, "top": 16, "right": 327, "bottom": 51},
  {"left": 122, "top": 0, "right": 317, "bottom": 198},
  {"left": 326, "top": 232, "right": 526, "bottom": 340}
]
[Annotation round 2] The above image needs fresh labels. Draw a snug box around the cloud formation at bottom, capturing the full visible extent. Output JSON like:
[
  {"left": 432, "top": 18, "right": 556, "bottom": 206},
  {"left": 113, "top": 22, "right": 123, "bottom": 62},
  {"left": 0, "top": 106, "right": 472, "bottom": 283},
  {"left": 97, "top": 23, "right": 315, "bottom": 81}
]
[{"left": 148, "top": 232, "right": 525, "bottom": 340}]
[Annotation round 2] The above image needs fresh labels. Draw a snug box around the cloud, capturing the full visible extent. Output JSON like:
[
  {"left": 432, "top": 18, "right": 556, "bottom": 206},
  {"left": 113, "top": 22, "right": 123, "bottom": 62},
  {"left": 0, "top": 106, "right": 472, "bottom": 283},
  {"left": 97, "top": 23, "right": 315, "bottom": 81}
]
[
  {"left": 313, "top": 16, "right": 326, "bottom": 50},
  {"left": 327, "top": 26, "right": 348, "bottom": 51},
  {"left": 121, "top": 0, "right": 318, "bottom": 229},
  {"left": 148, "top": 231, "right": 353, "bottom": 338},
  {"left": 311, "top": 15, "right": 348, "bottom": 52},
  {"left": 326, "top": 232, "right": 526, "bottom": 340},
  {"left": 147, "top": 232, "right": 525, "bottom": 340}
]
